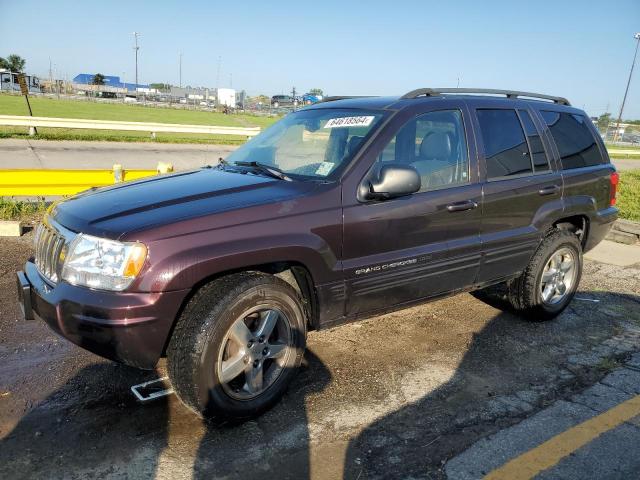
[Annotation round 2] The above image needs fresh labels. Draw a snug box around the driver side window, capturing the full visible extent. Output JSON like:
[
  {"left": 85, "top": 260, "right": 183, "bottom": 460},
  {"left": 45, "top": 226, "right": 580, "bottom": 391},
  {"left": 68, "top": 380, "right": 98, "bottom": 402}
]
[{"left": 377, "top": 110, "right": 469, "bottom": 192}]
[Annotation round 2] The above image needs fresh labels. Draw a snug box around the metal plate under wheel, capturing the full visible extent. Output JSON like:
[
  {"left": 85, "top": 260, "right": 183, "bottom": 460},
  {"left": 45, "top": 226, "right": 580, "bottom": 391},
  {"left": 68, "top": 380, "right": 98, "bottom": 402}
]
[{"left": 131, "top": 377, "right": 174, "bottom": 402}]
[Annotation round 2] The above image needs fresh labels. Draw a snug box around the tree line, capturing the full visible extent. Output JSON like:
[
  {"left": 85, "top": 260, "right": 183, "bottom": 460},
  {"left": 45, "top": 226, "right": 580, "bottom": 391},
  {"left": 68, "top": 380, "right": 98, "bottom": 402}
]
[{"left": 0, "top": 54, "right": 26, "bottom": 72}]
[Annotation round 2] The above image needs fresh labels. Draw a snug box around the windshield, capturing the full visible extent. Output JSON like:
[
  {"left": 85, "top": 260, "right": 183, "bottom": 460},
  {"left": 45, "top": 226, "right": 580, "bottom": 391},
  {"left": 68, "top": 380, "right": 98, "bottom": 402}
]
[{"left": 226, "top": 108, "right": 386, "bottom": 179}]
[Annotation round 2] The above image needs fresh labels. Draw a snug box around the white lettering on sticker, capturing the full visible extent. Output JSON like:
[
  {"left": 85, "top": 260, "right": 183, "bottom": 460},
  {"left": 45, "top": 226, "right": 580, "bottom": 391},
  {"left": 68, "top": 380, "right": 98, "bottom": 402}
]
[{"left": 324, "top": 116, "right": 375, "bottom": 129}]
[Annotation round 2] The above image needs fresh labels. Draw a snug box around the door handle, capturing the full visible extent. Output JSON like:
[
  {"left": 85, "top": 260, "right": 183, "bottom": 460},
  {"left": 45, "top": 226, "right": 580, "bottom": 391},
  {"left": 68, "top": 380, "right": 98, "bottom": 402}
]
[
  {"left": 538, "top": 185, "right": 560, "bottom": 196},
  {"left": 446, "top": 200, "right": 478, "bottom": 212}
]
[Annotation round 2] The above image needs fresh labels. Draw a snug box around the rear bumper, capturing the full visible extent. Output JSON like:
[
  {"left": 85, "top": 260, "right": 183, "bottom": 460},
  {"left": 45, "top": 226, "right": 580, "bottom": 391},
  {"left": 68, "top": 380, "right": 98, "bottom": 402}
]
[
  {"left": 17, "top": 261, "right": 189, "bottom": 369},
  {"left": 584, "top": 206, "right": 618, "bottom": 252}
]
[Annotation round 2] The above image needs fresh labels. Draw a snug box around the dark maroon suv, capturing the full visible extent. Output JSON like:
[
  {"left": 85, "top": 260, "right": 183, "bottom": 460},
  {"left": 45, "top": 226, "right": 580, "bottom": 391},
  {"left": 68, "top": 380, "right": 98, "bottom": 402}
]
[{"left": 17, "top": 88, "right": 618, "bottom": 420}]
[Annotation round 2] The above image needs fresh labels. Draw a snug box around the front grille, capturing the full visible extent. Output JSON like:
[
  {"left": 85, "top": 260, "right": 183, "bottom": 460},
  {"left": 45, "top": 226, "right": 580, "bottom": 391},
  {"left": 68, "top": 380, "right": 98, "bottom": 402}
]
[{"left": 34, "top": 222, "right": 66, "bottom": 283}]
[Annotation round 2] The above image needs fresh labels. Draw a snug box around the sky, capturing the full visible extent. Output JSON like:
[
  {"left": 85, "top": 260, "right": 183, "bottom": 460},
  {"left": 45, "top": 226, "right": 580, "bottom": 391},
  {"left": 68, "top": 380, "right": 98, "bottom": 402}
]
[{"left": 1, "top": 0, "right": 639, "bottom": 118}]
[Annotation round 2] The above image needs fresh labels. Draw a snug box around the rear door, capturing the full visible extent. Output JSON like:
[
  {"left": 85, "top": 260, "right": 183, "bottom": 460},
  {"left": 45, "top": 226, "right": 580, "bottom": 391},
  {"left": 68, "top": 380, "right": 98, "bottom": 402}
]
[
  {"left": 472, "top": 102, "right": 563, "bottom": 284},
  {"left": 535, "top": 109, "right": 612, "bottom": 221},
  {"left": 341, "top": 101, "right": 482, "bottom": 316}
]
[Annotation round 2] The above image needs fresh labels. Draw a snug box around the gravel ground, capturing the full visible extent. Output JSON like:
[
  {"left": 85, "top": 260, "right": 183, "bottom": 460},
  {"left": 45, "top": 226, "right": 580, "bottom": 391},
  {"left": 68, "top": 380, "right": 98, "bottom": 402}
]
[{"left": 1, "top": 233, "right": 639, "bottom": 479}]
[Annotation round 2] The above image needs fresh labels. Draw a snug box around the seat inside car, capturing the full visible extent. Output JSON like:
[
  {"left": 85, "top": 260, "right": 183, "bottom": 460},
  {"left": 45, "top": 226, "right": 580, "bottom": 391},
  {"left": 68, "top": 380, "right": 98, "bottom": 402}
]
[
  {"left": 411, "top": 132, "right": 456, "bottom": 188},
  {"left": 344, "top": 135, "right": 364, "bottom": 160}
]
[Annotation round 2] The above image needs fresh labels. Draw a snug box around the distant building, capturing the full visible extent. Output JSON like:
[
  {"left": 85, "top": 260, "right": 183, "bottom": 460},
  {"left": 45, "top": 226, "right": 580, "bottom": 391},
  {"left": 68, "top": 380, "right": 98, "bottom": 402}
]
[
  {"left": 169, "top": 86, "right": 236, "bottom": 107},
  {"left": 216, "top": 88, "right": 236, "bottom": 108},
  {"left": 0, "top": 69, "right": 41, "bottom": 93},
  {"left": 72, "top": 73, "right": 148, "bottom": 92}
]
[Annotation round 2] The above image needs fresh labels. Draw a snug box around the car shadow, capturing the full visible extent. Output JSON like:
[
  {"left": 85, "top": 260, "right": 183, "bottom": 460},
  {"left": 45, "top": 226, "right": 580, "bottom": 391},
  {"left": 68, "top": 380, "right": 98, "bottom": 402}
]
[
  {"left": 342, "top": 289, "right": 640, "bottom": 479},
  {"left": 0, "top": 362, "right": 169, "bottom": 479},
  {"left": 0, "top": 348, "right": 331, "bottom": 480},
  {"left": 191, "top": 348, "right": 332, "bottom": 479}
]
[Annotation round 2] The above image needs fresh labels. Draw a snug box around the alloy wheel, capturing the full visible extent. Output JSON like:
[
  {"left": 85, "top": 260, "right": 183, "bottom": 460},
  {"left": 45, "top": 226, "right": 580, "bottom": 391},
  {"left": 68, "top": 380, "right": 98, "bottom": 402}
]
[
  {"left": 217, "top": 307, "right": 292, "bottom": 400},
  {"left": 540, "top": 247, "right": 577, "bottom": 305}
]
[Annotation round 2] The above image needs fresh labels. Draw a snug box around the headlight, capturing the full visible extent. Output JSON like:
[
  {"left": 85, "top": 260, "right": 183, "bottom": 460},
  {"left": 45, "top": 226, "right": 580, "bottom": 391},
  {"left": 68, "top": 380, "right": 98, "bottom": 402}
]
[{"left": 61, "top": 234, "right": 147, "bottom": 291}]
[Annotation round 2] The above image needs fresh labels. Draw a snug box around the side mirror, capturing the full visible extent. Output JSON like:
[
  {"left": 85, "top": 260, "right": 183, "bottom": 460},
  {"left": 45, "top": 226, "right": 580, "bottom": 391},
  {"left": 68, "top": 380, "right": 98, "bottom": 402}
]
[{"left": 363, "top": 164, "right": 421, "bottom": 200}]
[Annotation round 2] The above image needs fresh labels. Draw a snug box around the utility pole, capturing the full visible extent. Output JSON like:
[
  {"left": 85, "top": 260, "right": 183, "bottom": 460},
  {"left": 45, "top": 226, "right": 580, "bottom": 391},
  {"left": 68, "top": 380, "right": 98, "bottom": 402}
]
[
  {"left": 133, "top": 32, "right": 140, "bottom": 95},
  {"left": 48, "top": 58, "right": 53, "bottom": 94},
  {"left": 613, "top": 32, "right": 640, "bottom": 142},
  {"left": 179, "top": 52, "right": 183, "bottom": 88}
]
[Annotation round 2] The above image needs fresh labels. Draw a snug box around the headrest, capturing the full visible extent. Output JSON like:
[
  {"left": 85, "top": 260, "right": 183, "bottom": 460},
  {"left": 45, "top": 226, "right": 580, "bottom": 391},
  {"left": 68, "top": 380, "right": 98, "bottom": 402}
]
[{"left": 419, "top": 132, "right": 451, "bottom": 159}]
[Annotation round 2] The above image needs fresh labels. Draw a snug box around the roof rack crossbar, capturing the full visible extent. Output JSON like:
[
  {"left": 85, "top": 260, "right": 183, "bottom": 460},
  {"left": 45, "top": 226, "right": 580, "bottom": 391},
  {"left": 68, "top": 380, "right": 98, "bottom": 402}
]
[{"left": 401, "top": 88, "right": 571, "bottom": 106}]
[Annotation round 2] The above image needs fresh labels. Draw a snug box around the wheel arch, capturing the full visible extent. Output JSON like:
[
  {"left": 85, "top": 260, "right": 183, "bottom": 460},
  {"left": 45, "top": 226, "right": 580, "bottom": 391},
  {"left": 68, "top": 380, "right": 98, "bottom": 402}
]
[
  {"left": 160, "top": 260, "right": 320, "bottom": 357},
  {"left": 552, "top": 214, "right": 589, "bottom": 249}
]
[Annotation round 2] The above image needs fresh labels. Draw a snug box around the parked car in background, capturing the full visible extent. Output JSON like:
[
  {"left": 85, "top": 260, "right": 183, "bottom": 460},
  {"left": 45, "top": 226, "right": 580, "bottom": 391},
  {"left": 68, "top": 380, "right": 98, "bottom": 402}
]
[
  {"left": 271, "top": 95, "right": 297, "bottom": 107},
  {"left": 302, "top": 92, "right": 323, "bottom": 104},
  {"left": 17, "top": 88, "right": 618, "bottom": 421}
]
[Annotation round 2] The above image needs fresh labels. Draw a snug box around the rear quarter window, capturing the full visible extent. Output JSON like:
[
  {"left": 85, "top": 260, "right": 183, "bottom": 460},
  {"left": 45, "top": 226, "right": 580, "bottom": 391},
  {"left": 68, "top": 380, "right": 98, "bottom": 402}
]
[{"left": 540, "top": 111, "right": 604, "bottom": 169}]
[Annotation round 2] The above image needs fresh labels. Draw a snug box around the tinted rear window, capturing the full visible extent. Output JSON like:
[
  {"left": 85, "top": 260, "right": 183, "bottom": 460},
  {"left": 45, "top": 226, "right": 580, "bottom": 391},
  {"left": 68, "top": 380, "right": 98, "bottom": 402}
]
[
  {"left": 477, "top": 109, "right": 532, "bottom": 179},
  {"left": 540, "top": 111, "right": 604, "bottom": 169}
]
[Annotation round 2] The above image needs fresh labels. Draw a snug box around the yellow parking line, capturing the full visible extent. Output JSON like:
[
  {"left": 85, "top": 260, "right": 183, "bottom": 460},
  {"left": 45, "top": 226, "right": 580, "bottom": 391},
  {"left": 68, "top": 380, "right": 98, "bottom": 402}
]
[{"left": 485, "top": 394, "right": 640, "bottom": 480}]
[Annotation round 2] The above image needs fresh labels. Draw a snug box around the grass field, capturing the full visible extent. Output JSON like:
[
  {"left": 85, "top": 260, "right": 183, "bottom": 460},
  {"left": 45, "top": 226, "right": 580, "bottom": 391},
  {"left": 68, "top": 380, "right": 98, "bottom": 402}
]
[
  {"left": 0, "top": 94, "right": 278, "bottom": 144},
  {"left": 618, "top": 170, "right": 640, "bottom": 222}
]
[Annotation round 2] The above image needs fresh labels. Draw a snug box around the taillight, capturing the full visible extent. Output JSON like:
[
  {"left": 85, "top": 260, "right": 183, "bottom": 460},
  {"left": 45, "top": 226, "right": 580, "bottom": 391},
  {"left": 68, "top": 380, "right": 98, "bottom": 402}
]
[{"left": 610, "top": 171, "right": 619, "bottom": 206}]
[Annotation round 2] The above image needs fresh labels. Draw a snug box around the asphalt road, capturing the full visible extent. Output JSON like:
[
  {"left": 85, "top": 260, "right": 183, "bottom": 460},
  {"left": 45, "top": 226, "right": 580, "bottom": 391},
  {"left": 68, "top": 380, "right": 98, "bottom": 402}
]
[
  {"left": 0, "top": 139, "right": 238, "bottom": 171},
  {"left": 0, "top": 139, "right": 637, "bottom": 172},
  {"left": 1, "top": 234, "right": 640, "bottom": 479}
]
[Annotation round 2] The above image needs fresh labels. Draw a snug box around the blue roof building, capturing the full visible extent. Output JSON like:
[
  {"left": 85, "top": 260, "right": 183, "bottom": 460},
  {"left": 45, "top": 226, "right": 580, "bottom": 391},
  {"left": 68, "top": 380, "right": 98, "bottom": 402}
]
[{"left": 72, "top": 73, "right": 148, "bottom": 92}]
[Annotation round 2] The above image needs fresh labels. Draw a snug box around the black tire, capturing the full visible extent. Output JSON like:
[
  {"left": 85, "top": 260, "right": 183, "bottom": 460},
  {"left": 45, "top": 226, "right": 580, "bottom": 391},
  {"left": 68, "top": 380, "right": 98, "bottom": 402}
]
[
  {"left": 166, "top": 271, "right": 307, "bottom": 421},
  {"left": 507, "top": 229, "right": 583, "bottom": 321}
]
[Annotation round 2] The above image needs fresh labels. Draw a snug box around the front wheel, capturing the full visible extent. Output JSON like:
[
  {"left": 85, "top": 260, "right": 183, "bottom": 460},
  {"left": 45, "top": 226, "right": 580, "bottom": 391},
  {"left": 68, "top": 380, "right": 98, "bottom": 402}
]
[
  {"left": 508, "top": 229, "right": 583, "bottom": 321},
  {"left": 167, "top": 272, "right": 307, "bottom": 421}
]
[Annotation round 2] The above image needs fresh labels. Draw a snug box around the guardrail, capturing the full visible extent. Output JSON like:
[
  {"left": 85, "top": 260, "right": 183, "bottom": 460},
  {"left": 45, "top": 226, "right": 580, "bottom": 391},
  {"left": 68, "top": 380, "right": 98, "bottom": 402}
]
[
  {"left": 0, "top": 115, "right": 261, "bottom": 137},
  {"left": 608, "top": 149, "right": 640, "bottom": 157},
  {"left": 0, "top": 165, "right": 169, "bottom": 196}
]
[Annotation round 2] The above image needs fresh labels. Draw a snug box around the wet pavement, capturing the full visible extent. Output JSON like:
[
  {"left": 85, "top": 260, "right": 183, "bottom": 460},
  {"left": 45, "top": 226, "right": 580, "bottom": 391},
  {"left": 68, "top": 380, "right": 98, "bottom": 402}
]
[{"left": 1, "top": 233, "right": 640, "bottom": 479}]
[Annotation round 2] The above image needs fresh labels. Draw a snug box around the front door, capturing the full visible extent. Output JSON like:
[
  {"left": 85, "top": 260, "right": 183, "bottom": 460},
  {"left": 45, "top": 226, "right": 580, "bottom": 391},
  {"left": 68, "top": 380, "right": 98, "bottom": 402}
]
[{"left": 342, "top": 104, "right": 482, "bottom": 317}]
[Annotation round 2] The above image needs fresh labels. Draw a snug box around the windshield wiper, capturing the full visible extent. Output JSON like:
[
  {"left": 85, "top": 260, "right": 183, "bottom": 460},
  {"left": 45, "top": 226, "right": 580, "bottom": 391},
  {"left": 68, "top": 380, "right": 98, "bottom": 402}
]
[{"left": 234, "top": 161, "right": 292, "bottom": 181}]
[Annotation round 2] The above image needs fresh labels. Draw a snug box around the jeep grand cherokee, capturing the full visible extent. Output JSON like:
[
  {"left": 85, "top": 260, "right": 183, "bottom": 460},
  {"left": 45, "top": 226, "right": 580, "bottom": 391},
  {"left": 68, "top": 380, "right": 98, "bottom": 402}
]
[{"left": 17, "top": 88, "right": 618, "bottom": 420}]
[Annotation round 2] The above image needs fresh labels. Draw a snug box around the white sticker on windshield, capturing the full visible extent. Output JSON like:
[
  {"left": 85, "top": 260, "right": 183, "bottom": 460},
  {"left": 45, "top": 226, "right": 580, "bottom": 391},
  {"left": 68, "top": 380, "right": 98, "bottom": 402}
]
[
  {"left": 324, "top": 116, "right": 375, "bottom": 129},
  {"left": 315, "top": 162, "right": 335, "bottom": 176}
]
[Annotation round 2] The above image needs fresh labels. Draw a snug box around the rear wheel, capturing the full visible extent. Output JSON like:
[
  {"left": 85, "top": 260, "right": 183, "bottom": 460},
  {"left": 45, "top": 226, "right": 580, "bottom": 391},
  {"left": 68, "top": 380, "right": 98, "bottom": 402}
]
[
  {"left": 508, "top": 229, "right": 582, "bottom": 321},
  {"left": 167, "top": 272, "right": 307, "bottom": 421}
]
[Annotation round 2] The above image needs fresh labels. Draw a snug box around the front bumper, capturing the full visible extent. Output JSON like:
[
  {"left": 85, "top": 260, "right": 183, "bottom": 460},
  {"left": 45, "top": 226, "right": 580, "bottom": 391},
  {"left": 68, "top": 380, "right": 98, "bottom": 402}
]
[{"left": 17, "top": 261, "right": 189, "bottom": 369}]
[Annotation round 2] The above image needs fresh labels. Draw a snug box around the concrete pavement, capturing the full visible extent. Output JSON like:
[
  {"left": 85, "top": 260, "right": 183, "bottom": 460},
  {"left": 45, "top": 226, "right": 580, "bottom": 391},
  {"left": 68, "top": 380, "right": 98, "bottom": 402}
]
[
  {"left": 0, "top": 139, "right": 238, "bottom": 171},
  {"left": 584, "top": 239, "right": 640, "bottom": 267},
  {"left": 612, "top": 158, "right": 640, "bottom": 171},
  {"left": 447, "top": 353, "right": 640, "bottom": 479}
]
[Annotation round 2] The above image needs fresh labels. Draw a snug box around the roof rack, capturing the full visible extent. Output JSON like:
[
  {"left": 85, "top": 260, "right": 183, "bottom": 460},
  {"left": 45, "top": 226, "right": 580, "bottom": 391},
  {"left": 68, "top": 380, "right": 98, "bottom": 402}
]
[
  {"left": 401, "top": 88, "right": 571, "bottom": 106},
  {"left": 320, "top": 95, "right": 376, "bottom": 103}
]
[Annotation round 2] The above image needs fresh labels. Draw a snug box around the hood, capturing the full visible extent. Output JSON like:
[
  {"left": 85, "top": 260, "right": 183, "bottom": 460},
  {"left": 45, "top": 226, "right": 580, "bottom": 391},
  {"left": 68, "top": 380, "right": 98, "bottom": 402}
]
[{"left": 51, "top": 168, "right": 317, "bottom": 239}]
